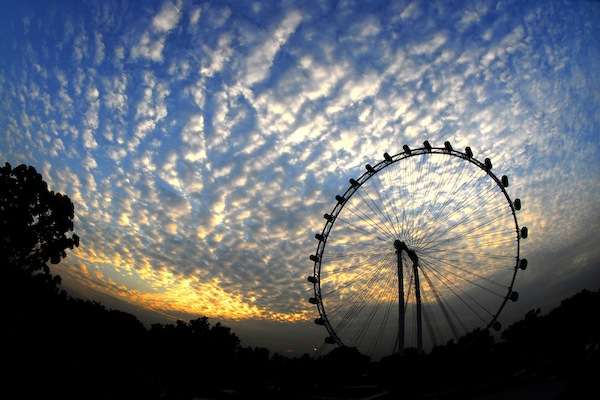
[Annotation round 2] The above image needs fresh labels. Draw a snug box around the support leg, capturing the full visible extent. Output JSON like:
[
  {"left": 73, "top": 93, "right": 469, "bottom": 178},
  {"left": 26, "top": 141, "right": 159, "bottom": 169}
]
[
  {"left": 394, "top": 240, "right": 405, "bottom": 354},
  {"left": 413, "top": 261, "right": 423, "bottom": 352}
]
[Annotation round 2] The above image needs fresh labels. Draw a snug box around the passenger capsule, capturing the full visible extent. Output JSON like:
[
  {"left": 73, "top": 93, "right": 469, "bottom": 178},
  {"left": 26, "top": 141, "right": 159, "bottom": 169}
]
[
  {"left": 365, "top": 164, "right": 375, "bottom": 173},
  {"left": 336, "top": 195, "right": 345, "bottom": 204},
  {"left": 519, "top": 258, "right": 528, "bottom": 270},
  {"left": 403, "top": 144, "right": 412, "bottom": 154},
  {"left": 484, "top": 158, "right": 493, "bottom": 170},
  {"left": 520, "top": 226, "right": 528, "bottom": 239},
  {"left": 324, "top": 336, "right": 336, "bottom": 344},
  {"left": 423, "top": 140, "right": 432, "bottom": 152},
  {"left": 465, "top": 146, "right": 473, "bottom": 158},
  {"left": 444, "top": 141, "right": 453, "bottom": 152},
  {"left": 309, "top": 297, "right": 318, "bottom": 304},
  {"left": 514, "top": 198, "right": 521, "bottom": 210},
  {"left": 509, "top": 291, "right": 519, "bottom": 302},
  {"left": 307, "top": 276, "right": 317, "bottom": 283},
  {"left": 349, "top": 178, "right": 359, "bottom": 187},
  {"left": 314, "top": 317, "right": 325, "bottom": 325},
  {"left": 384, "top": 152, "right": 393, "bottom": 162},
  {"left": 492, "top": 321, "right": 502, "bottom": 331},
  {"left": 501, "top": 175, "right": 509, "bottom": 188},
  {"left": 315, "top": 233, "right": 324, "bottom": 241},
  {"left": 309, "top": 255, "right": 319, "bottom": 262},
  {"left": 323, "top": 213, "right": 333, "bottom": 221}
]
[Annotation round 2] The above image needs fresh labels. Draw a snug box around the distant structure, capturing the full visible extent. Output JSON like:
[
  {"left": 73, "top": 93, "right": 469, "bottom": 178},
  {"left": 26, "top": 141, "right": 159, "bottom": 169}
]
[{"left": 307, "top": 141, "right": 528, "bottom": 357}]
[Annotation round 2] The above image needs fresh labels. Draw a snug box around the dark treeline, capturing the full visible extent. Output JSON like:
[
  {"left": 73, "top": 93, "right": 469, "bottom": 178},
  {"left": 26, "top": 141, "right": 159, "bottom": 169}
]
[
  {"left": 376, "top": 288, "right": 600, "bottom": 398},
  {"left": 4, "top": 263, "right": 374, "bottom": 399},
  {"left": 3, "top": 163, "right": 599, "bottom": 399},
  {"left": 5, "top": 265, "right": 600, "bottom": 399}
]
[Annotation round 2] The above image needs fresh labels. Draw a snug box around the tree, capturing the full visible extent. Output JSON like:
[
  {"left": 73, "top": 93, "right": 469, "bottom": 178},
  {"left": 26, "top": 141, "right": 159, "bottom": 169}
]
[
  {"left": 322, "top": 346, "right": 370, "bottom": 386},
  {"left": 0, "top": 162, "right": 79, "bottom": 276}
]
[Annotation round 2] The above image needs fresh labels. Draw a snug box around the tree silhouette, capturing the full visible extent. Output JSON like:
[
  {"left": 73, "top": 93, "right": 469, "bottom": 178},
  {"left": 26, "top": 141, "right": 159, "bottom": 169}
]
[
  {"left": 2, "top": 162, "right": 82, "bottom": 399},
  {"left": 320, "top": 345, "right": 370, "bottom": 388},
  {"left": 1, "top": 162, "right": 79, "bottom": 276}
]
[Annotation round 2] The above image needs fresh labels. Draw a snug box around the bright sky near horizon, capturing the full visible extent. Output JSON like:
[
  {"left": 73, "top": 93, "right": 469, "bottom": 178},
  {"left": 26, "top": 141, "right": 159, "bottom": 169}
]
[{"left": 1, "top": 0, "right": 599, "bottom": 354}]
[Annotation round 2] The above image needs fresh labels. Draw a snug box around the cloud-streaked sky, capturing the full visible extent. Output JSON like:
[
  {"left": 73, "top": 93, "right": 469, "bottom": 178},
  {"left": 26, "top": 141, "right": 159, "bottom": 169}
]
[{"left": 1, "top": 0, "right": 599, "bottom": 354}]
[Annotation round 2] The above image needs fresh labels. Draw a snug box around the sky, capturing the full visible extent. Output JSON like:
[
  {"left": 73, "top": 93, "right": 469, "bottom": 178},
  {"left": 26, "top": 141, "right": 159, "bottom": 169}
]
[{"left": 1, "top": 0, "right": 599, "bottom": 356}]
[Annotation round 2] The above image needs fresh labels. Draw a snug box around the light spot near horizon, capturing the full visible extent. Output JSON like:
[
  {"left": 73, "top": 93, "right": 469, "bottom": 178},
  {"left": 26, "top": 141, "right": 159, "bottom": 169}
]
[{"left": 0, "top": 0, "right": 599, "bottom": 348}]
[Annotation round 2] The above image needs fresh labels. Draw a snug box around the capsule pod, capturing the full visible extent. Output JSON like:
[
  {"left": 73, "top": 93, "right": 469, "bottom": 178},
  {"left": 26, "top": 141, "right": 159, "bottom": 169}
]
[
  {"left": 315, "top": 233, "right": 324, "bottom": 241},
  {"left": 335, "top": 195, "right": 345, "bottom": 203},
  {"left": 308, "top": 297, "right": 318, "bottom": 304},
  {"left": 492, "top": 321, "right": 502, "bottom": 331},
  {"left": 384, "top": 152, "right": 393, "bottom": 162},
  {"left": 509, "top": 291, "right": 519, "bottom": 302},
  {"left": 520, "top": 226, "right": 528, "bottom": 239},
  {"left": 514, "top": 198, "right": 521, "bottom": 211},
  {"left": 465, "top": 146, "right": 473, "bottom": 158},
  {"left": 323, "top": 213, "right": 333, "bottom": 221},
  {"left": 349, "top": 178, "right": 359, "bottom": 187},
  {"left": 423, "top": 140, "right": 432, "bottom": 151},
  {"left": 314, "top": 317, "right": 325, "bottom": 325},
  {"left": 501, "top": 175, "right": 509, "bottom": 187},
  {"left": 309, "top": 254, "right": 319, "bottom": 262},
  {"left": 484, "top": 158, "right": 493, "bottom": 170},
  {"left": 444, "top": 141, "right": 453, "bottom": 152},
  {"left": 324, "top": 336, "right": 336, "bottom": 344},
  {"left": 403, "top": 144, "right": 411, "bottom": 154},
  {"left": 307, "top": 276, "right": 317, "bottom": 283},
  {"left": 519, "top": 258, "right": 528, "bottom": 270},
  {"left": 365, "top": 164, "right": 375, "bottom": 173}
]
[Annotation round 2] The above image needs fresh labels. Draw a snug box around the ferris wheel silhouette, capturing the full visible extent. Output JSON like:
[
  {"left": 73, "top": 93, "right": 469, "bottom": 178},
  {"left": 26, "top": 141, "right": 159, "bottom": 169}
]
[{"left": 307, "top": 141, "right": 527, "bottom": 357}]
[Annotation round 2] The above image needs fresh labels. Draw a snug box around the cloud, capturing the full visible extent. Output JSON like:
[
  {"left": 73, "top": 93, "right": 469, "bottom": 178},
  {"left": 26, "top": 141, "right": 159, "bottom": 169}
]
[
  {"left": 152, "top": 0, "right": 181, "bottom": 32},
  {"left": 458, "top": 3, "right": 489, "bottom": 30},
  {"left": 73, "top": 30, "right": 88, "bottom": 62},
  {"left": 131, "top": 32, "right": 167, "bottom": 62},
  {"left": 412, "top": 33, "right": 448, "bottom": 56},
  {"left": 1, "top": 0, "right": 599, "bottom": 354},
  {"left": 399, "top": 2, "right": 419, "bottom": 20},
  {"left": 103, "top": 74, "right": 128, "bottom": 115},
  {"left": 189, "top": 7, "right": 202, "bottom": 26},
  {"left": 131, "top": 1, "right": 182, "bottom": 62},
  {"left": 326, "top": 71, "right": 384, "bottom": 114},
  {"left": 181, "top": 114, "right": 207, "bottom": 163},
  {"left": 241, "top": 10, "right": 303, "bottom": 87},
  {"left": 200, "top": 34, "right": 233, "bottom": 78},
  {"left": 131, "top": 71, "right": 169, "bottom": 149},
  {"left": 94, "top": 32, "right": 105, "bottom": 65},
  {"left": 82, "top": 85, "right": 100, "bottom": 149},
  {"left": 83, "top": 154, "right": 97, "bottom": 170}
]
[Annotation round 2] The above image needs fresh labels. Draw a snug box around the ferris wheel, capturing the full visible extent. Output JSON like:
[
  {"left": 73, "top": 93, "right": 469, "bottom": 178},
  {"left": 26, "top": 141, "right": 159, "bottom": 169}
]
[{"left": 307, "top": 141, "right": 527, "bottom": 357}]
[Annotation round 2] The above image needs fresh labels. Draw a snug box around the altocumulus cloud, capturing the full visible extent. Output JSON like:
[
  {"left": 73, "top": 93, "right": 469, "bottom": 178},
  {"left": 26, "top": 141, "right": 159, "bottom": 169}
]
[{"left": 1, "top": 0, "right": 599, "bottom": 348}]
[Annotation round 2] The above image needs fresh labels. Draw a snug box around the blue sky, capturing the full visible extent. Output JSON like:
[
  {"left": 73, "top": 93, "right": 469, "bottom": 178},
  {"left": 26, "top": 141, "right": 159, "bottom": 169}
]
[{"left": 1, "top": 0, "right": 599, "bottom": 354}]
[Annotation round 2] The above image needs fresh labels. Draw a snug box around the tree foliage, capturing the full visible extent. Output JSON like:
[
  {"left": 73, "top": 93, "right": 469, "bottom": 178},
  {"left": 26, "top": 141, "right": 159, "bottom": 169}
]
[{"left": 1, "top": 162, "right": 79, "bottom": 274}]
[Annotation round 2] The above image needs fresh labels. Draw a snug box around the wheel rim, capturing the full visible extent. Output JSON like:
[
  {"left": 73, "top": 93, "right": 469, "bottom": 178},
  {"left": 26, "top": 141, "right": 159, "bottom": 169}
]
[{"left": 308, "top": 144, "right": 525, "bottom": 358}]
